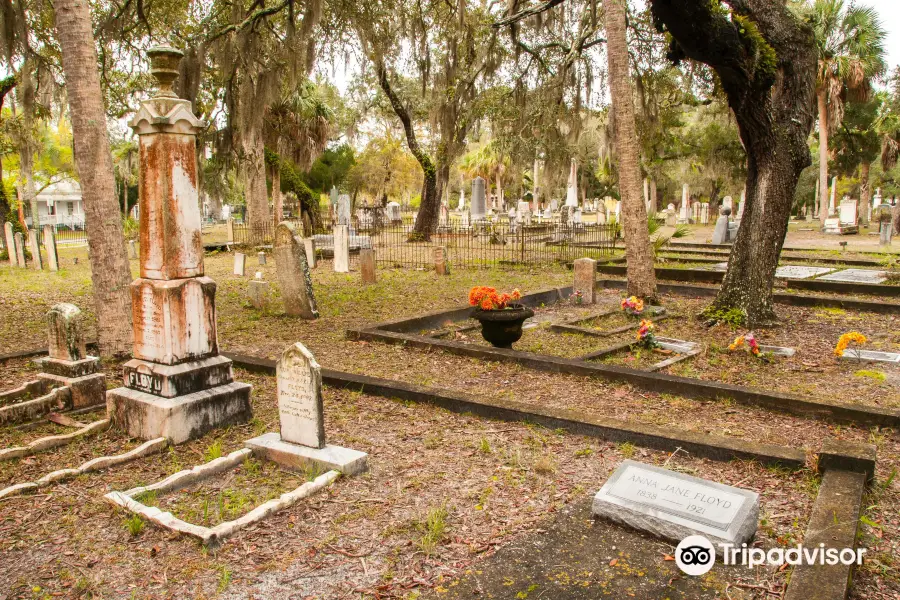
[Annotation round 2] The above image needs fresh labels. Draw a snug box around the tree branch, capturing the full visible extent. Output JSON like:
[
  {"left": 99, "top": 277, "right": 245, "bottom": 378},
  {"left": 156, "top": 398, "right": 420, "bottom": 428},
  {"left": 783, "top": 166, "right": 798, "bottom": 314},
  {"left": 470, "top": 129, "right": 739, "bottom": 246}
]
[{"left": 493, "top": 0, "right": 566, "bottom": 28}]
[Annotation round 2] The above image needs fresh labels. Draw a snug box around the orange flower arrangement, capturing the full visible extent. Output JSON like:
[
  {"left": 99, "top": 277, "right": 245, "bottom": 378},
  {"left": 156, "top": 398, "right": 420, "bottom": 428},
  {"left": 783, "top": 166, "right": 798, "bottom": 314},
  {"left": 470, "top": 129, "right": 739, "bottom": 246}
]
[
  {"left": 834, "top": 331, "right": 867, "bottom": 357},
  {"left": 469, "top": 286, "right": 522, "bottom": 311},
  {"left": 621, "top": 296, "right": 645, "bottom": 315},
  {"left": 729, "top": 332, "right": 760, "bottom": 356},
  {"left": 635, "top": 319, "right": 659, "bottom": 349}
]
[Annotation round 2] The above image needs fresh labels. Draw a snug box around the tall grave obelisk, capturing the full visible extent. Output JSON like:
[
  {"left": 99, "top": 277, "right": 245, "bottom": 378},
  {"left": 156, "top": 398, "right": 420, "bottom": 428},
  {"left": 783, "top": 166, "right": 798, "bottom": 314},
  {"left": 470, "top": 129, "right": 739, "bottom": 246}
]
[{"left": 107, "top": 47, "right": 252, "bottom": 444}]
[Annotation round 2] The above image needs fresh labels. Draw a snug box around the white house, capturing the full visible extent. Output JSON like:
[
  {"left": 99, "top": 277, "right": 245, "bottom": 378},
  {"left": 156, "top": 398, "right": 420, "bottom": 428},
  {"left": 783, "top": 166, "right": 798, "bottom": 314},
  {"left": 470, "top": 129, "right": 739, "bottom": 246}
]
[{"left": 25, "top": 179, "right": 86, "bottom": 229}]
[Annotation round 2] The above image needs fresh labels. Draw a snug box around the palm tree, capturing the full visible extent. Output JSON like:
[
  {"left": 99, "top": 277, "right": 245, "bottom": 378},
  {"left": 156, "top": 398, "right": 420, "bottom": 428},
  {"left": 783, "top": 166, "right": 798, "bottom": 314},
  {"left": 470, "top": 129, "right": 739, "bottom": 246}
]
[
  {"left": 605, "top": 0, "right": 657, "bottom": 300},
  {"left": 460, "top": 142, "right": 511, "bottom": 209},
  {"left": 264, "top": 81, "right": 333, "bottom": 223},
  {"left": 807, "top": 0, "right": 886, "bottom": 224},
  {"left": 53, "top": 0, "right": 134, "bottom": 354}
]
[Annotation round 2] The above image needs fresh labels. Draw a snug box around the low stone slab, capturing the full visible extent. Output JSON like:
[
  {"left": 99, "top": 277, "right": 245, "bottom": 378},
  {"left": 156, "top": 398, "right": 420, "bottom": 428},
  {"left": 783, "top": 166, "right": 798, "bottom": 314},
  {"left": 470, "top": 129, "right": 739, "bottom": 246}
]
[
  {"left": 775, "top": 265, "right": 834, "bottom": 280},
  {"left": 655, "top": 337, "right": 699, "bottom": 354},
  {"left": 592, "top": 459, "right": 759, "bottom": 547},
  {"left": 245, "top": 432, "right": 368, "bottom": 476},
  {"left": 759, "top": 345, "right": 796, "bottom": 357},
  {"left": 839, "top": 349, "right": 900, "bottom": 364},
  {"left": 38, "top": 372, "right": 106, "bottom": 409},
  {"left": 818, "top": 269, "right": 887, "bottom": 284},
  {"left": 107, "top": 382, "right": 252, "bottom": 444}
]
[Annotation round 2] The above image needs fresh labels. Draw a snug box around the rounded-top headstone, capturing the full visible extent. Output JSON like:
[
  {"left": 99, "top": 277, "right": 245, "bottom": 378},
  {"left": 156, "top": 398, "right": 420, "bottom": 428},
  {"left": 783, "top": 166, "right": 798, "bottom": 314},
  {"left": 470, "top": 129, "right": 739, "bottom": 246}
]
[
  {"left": 47, "top": 303, "right": 87, "bottom": 362},
  {"left": 277, "top": 342, "right": 325, "bottom": 448}
]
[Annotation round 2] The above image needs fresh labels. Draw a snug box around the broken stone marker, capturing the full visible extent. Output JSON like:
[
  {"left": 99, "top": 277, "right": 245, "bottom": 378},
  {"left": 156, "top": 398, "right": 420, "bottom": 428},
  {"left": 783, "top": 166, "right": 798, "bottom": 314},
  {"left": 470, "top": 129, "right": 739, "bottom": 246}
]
[
  {"left": 274, "top": 222, "right": 319, "bottom": 319},
  {"left": 106, "top": 46, "right": 252, "bottom": 445},
  {"left": 303, "top": 237, "right": 317, "bottom": 269},
  {"left": 360, "top": 248, "right": 376, "bottom": 284},
  {"left": 14, "top": 232, "right": 25, "bottom": 267},
  {"left": 43, "top": 225, "right": 59, "bottom": 272},
  {"left": 246, "top": 343, "right": 368, "bottom": 475},
  {"left": 248, "top": 279, "right": 269, "bottom": 310},
  {"left": 28, "top": 230, "right": 42, "bottom": 270},
  {"left": 593, "top": 459, "right": 759, "bottom": 547},
  {"left": 434, "top": 246, "right": 450, "bottom": 276},
  {"left": 233, "top": 252, "right": 246, "bottom": 276},
  {"left": 573, "top": 257, "right": 597, "bottom": 303},
  {"left": 35, "top": 304, "right": 106, "bottom": 409}
]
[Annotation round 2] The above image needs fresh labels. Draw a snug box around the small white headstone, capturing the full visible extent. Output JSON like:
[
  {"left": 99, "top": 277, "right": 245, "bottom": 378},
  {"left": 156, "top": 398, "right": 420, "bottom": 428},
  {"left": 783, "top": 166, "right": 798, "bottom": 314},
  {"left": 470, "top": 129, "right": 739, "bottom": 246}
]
[
  {"left": 233, "top": 252, "right": 246, "bottom": 276},
  {"left": 277, "top": 343, "right": 325, "bottom": 448}
]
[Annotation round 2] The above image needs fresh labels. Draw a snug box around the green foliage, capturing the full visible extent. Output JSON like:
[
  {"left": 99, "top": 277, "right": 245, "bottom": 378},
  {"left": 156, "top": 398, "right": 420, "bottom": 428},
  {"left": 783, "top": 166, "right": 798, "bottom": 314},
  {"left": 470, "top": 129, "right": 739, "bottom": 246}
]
[
  {"left": 700, "top": 305, "right": 747, "bottom": 328},
  {"left": 122, "top": 217, "right": 139, "bottom": 241},
  {"left": 733, "top": 14, "right": 778, "bottom": 86},
  {"left": 302, "top": 144, "right": 355, "bottom": 194},
  {"left": 124, "top": 514, "right": 144, "bottom": 537},
  {"left": 416, "top": 504, "right": 449, "bottom": 555},
  {"left": 204, "top": 439, "right": 224, "bottom": 461},
  {"left": 853, "top": 370, "right": 886, "bottom": 382}
]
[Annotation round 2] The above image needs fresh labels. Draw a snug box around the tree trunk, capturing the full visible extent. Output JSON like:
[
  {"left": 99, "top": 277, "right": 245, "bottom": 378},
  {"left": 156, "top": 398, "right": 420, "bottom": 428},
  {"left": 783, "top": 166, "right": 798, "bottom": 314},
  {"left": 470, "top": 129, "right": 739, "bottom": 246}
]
[
  {"left": 709, "top": 182, "right": 721, "bottom": 218},
  {"left": 271, "top": 163, "right": 283, "bottom": 222},
  {"left": 54, "top": 0, "right": 134, "bottom": 355},
  {"left": 817, "top": 88, "right": 830, "bottom": 225},
  {"left": 243, "top": 128, "right": 270, "bottom": 241},
  {"left": 374, "top": 60, "right": 438, "bottom": 240},
  {"left": 649, "top": 179, "right": 657, "bottom": 215},
  {"left": 859, "top": 162, "right": 870, "bottom": 226},
  {"left": 607, "top": 0, "right": 657, "bottom": 300},
  {"left": 651, "top": 0, "right": 816, "bottom": 326}
]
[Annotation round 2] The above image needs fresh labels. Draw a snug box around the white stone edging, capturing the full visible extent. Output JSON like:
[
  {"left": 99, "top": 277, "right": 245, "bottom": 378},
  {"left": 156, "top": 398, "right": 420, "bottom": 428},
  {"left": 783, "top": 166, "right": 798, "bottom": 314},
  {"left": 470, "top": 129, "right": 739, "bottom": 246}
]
[
  {"left": 104, "top": 447, "right": 341, "bottom": 546},
  {"left": 0, "top": 387, "right": 69, "bottom": 425},
  {"left": 0, "top": 437, "right": 168, "bottom": 500},
  {"left": 0, "top": 419, "right": 111, "bottom": 462}
]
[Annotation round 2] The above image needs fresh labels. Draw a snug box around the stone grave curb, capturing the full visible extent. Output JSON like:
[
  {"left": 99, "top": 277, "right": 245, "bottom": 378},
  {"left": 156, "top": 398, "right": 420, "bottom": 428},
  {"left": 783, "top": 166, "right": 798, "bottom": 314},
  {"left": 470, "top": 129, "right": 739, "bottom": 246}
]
[
  {"left": 783, "top": 447, "right": 872, "bottom": 600},
  {"left": 347, "top": 327, "right": 900, "bottom": 429},
  {"left": 667, "top": 241, "right": 900, "bottom": 257},
  {"left": 222, "top": 351, "right": 805, "bottom": 467},
  {"left": 596, "top": 264, "right": 900, "bottom": 298},
  {"left": 659, "top": 247, "right": 884, "bottom": 268}
]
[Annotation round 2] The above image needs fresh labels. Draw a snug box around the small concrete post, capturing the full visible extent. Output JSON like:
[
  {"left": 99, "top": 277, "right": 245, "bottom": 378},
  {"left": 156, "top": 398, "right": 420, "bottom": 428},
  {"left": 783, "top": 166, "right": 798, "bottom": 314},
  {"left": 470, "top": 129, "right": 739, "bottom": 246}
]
[
  {"left": 360, "top": 248, "right": 376, "bottom": 284},
  {"left": 3, "top": 222, "right": 14, "bottom": 266},
  {"left": 333, "top": 225, "right": 350, "bottom": 273},
  {"left": 226, "top": 217, "right": 235, "bottom": 243},
  {"left": 248, "top": 279, "right": 269, "bottom": 309},
  {"left": 234, "top": 252, "right": 246, "bottom": 276},
  {"left": 434, "top": 246, "right": 450, "bottom": 276},
  {"left": 28, "top": 229, "right": 42, "bottom": 270},
  {"left": 257, "top": 251, "right": 266, "bottom": 265},
  {"left": 14, "top": 232, "right": 25, "bottom": 267},
  {"left": 573, "top": 258, "right": 597, "bottom": 303},
  {"left": 43, "top": 225, "right": 58, "bottom": 271}
]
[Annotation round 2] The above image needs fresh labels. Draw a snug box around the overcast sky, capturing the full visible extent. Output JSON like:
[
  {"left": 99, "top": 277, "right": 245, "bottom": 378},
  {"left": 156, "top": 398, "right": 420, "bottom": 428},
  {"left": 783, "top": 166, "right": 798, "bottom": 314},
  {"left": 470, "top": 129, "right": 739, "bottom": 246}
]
[{"left": 869, "top": 0, "right": 900, "bottom": 72}]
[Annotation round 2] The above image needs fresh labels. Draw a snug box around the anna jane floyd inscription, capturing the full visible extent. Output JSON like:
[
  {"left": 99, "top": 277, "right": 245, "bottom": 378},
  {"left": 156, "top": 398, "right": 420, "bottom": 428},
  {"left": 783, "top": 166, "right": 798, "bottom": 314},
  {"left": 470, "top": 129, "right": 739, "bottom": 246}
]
[
  {"left": 592, "top": 460, "right": 759, "bottom": 546},
  {"left": 278, "top": 343, "right": 326, "bottom": 449}
]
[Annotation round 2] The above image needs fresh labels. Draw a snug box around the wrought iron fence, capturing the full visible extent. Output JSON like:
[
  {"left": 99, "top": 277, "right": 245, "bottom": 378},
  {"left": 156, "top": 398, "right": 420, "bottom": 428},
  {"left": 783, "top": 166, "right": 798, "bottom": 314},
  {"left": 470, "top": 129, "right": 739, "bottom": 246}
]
[{"left": 226, "top": 214, "right": 616, "bottom": 269}]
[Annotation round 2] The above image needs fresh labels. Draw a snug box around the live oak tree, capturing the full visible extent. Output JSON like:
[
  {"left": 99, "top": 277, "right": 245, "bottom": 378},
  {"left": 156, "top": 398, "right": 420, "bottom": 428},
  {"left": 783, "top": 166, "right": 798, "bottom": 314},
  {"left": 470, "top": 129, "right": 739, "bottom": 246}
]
[
  {"left": 649, "top": 0, "right": 818, "bottom": 326},
  {"left": 53, "top": 0, "right": 134, "bottom": 354}
]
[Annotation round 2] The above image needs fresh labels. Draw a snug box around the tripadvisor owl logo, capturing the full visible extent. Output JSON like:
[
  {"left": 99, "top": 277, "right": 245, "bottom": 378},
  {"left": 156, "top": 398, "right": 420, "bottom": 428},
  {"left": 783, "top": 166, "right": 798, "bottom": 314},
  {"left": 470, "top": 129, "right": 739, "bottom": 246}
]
[{"left": 675, "top": 535, "right": 716, "bottom": 576}]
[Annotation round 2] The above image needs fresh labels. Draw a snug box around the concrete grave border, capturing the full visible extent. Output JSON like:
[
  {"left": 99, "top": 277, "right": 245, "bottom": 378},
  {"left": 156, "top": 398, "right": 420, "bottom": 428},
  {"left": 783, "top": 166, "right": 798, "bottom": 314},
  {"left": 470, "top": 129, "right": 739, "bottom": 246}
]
[
  {"left": 549, "top": 306, "right": 672, "bottom": 338},
  {"left": 104, "top": 447, "right": 341, "bottom": 547},
  {"left": 0, "top": 437, "right": 167, "bottom": 500},
  {"left": 0, "top": 418, "right": 110, "bottom": 462},
  {"left": 578, "top": 336, "right": 701, "bottom": 372},
  {"left": 342, "top": 284, "right": 900, "bottom": 429}
]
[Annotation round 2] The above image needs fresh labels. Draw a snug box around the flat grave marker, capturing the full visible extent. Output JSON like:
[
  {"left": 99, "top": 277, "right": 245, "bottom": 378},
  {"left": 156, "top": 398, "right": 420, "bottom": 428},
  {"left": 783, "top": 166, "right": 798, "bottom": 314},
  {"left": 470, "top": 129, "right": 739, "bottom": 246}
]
[
  {"left": 592, "top": 459, "right": 759, "bottom": 546},
  {"left": 818, "top": 269, "right": 887, "bottom": 284},
  {"left": 840, "top": 349, "right": 900, "bottom": 364},
  {"left": 774, "top": 265, "right": 834, "bottom": 280}
]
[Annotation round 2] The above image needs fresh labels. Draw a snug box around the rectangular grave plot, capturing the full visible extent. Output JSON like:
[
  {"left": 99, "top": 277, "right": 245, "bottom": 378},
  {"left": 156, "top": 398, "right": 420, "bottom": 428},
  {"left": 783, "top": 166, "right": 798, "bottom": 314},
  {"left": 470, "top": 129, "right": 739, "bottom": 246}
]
[
  {"left": 556, "top": 308, "right": 670, "bottom": 338},
  {"left": 105, "top": 448, "right": 340, "bottom": 546},
  {"left": 581, "top": 340, "right": 698, "bottom": 373},
  {"left": 839, "top": 349, "right": 900, "bottom": 364},
  {"left": 817, "top": 269, "right": 888, "bottom": 284}
]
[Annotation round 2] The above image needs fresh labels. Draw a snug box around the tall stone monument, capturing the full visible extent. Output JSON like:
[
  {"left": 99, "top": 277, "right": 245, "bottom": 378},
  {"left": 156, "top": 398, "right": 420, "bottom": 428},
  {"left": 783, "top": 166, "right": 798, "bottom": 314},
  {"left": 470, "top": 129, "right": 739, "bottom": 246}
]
[
  {"left": 565, "top": 159, "right": 579, "bottom": 207},
  {"left": 107, "top": 47, "right": 252, "bottom": 444},
  {"left": 471, "top": 177, "right": 486, "bottom": 220}
]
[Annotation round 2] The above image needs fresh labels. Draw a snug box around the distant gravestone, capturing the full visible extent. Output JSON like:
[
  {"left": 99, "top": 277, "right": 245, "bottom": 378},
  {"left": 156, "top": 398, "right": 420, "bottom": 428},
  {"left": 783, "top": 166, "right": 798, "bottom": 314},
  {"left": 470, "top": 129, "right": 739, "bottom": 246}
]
[
  {"left": 700, "top": 203, "right": 709, "bottom": 225},
  {"left": 277, "top": 343, "right": 325, "bottom": 448},
  {"left": 4, "top": 222, "right": 15, "bottom": 267},
  {"left": 573, "top": 258, "right": 596, "bottom": 303},
  {"left": 711, "top": 208, "right": 730, "bottom": 245},
  {"left": 303, "top": 237, "right": 317, "bottom": 269},
  {"left": 434, "top": 246, "right": 450, "bottom": 276},
  {"left": 14, "top": 232, "right": 26, "bottom": 267},
  {"left": 386, "top": 201, "right": 401, "bottom": 223},
  {"left": 337, "top": 194, "right": 351, "bottom": 226},
  {"left": 248, "top": 279, "right": 268, "bottom": 310},
  {"left": 471, "top": 177, "right": 487, "bottom": 220},
  {"left": 233, "top": 252, "right": 246, "bottom": 276},
  {"left": 592, "top": 460, "right": 759, "bottom": 546},
  {"left": 28, "top": 230, "right": 42, "bottom": 270},
  {"left": 257, "top": 251, "right": 266, "bottom": 266},
  {"left": 333, "top": 224, "right": 350, "bottom": 273},
  {"left": 42, "top": 225, "right": 58, "bottom": 272},
  {"left": 360, "top": 248, "right": 376, "bottom": 284},
  {"left": 129, "top": 240, "right": 138, "bottom": 258},
  {"left": 274, "top": 222, "right": 319, "bottom": 319}
]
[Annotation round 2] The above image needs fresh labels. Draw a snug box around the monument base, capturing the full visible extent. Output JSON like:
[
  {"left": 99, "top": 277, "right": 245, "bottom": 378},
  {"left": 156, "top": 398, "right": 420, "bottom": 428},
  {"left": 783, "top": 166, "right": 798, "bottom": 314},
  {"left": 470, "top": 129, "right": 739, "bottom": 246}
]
[
  {"left": 37, "top": 372, "right": 106, "bottom": 409},
  {"left": 107, "top": 381, "right": 252, "bottom": 444},
  {"left": 245, "top": 432, "right": 368, "bottom": 476},
  {"left": 35, "top": 356, "right": 99, "bottom": 378},
  {"left": 122, "top": 355, "right": 235, "bottom": 398}
]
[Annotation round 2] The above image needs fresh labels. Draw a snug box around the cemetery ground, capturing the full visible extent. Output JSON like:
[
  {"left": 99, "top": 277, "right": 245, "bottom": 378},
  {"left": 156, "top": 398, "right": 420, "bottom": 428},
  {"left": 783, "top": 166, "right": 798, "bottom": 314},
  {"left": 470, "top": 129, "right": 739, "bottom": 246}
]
[{"left": 1, "top": 245, "right": 899, "bottom": 598}]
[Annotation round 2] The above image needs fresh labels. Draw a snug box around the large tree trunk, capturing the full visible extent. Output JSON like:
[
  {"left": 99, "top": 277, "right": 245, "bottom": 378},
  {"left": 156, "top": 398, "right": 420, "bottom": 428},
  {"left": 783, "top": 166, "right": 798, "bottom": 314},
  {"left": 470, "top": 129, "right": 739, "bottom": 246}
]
[
  {"left": 243, "top": 128, "right": 270, "bottom": 241},
  {"left": 859, "top": 162, "right": 870, "bottom": 226},
  {"left": 649, "top": 179, "right": 657, "bottom": 215},
  {"left": 607, "top": 0, "right": 657, "bottom": 300},
  {"left": 54, "top": 0, "right": 134, "bottom": 355},
  {"left": 374, "top": 61, "right": 438, "bottom": 240},
  {"left": 817, "top": 88, "right": 830, "bottom": 225},
  {"left": 651, "top": 0, "right": 816, "bottom": 326}
]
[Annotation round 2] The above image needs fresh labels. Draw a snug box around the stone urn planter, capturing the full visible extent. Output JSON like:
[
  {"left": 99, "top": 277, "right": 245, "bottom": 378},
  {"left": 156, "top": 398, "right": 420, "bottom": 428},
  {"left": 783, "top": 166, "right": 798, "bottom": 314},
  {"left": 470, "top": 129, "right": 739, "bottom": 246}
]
[{"left": 471, "top": 304, "right": 534, "bottom": 349}]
